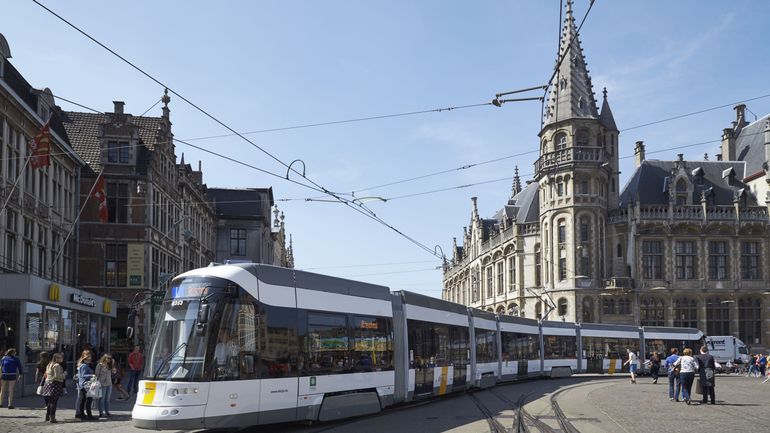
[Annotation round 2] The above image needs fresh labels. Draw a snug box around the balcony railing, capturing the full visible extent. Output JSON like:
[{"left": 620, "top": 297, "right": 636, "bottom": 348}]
[
  {"left": 634, "top": 205, "right": 768, "bottom": 222},
  {"left": 534, "top": 146, "right": 606, "bottom": 173}
]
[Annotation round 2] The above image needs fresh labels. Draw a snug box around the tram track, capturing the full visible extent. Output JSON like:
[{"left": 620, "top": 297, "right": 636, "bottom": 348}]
[{"left": 468, "top": 392, "right": 511, "bottom": 433}]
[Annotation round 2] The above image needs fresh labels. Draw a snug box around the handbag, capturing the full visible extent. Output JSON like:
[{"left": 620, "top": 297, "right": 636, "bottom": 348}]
[
  {"left": 86, "top": 379, "right": 102, "bottom": 399},
  {"left": 694, "top": 377, "right": 702, "bottom": 395},
  {"left": 36, "top": 375, "right": 45, "bottom": 396}
]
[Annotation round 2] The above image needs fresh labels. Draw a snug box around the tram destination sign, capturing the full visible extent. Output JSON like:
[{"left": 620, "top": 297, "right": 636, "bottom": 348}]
[{"left": 71, "top": 293, "right": 97, "bottom": 308}]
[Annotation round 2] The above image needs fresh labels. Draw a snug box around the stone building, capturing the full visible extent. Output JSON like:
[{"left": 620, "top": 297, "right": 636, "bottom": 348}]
[
  {"left": 207, "top": 187, "right": 293, "bottom": 268},
  {"left": 0, "top": 34, "right": 116, "bottom": 391},
  {"left": 62, "top": 95, "right": 217, "bottom": 349},
  {"left": 442, "top": 3, "right": 770, "bottom": 348}
]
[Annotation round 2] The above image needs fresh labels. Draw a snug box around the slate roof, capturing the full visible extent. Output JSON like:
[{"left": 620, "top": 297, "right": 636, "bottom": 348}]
[
  {"left": 60, "top": 111, "right": 161, "bottom": 173},
  {"left": 619, "top": 159, "right": 754, "bottom": 207},
  {"left": 207, "top": 188, "right": 274, "bottom": 220},
  {"left": 735, "top": 113, "right": 770, "bottom": 178},
  {"left": 490, "top": 181, "right": 540, "bottom": 228}
]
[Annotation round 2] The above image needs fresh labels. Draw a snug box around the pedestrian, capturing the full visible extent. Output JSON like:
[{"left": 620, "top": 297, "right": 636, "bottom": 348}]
[
  {"left": 76, "top": 349, "right": 96, "bottom": 421},
  {"left": 126, "top": 345, "right": 144, "bottom": 395},
  {"left": 674, "top": 348, "right": 699, "bottom": 405},
  {"left": 623, "top": 348, "right": 639, "bottom": 384},
  {"left": 41, "top": 353, "right": 66, "bottom": 423},
  {"left": 760, "top": 354, "right": 767, "bottom": 378},
  {"left": 695, "top": 345, "right": 717, "bottom": 405},
  {"left": 95, "top": 354, "right": 114, "bottom": 417},
  {"left": 645, "top": 351, "right": 661, "bottom": 384},
  {"left": 0, "top": 348, "right": 23, "bottom": 409},
  {"left": 664, "top": 348, "right": 681, "bottom": 402},
  {"left": 112, "top": 358, "right": 130, "bottom": 400},
  {"left": 35, "top": 351, "right": 51, "bottom": 401}
]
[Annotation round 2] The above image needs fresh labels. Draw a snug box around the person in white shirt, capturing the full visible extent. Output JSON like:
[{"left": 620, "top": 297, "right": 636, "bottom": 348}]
[
  {"left": 674, "top": 348, "right": 699, "bottom": 404},
  {"left": 623, "top": 348, "right": 639, "bottom": 384}
]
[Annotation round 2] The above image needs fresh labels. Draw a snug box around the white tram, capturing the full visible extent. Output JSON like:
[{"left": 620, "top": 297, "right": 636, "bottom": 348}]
[{"left": 132, "top": 263, "right": 703, "bottom": 430}]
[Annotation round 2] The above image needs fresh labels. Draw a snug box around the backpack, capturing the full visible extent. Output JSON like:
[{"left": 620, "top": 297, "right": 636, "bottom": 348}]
[{"left": 705, "top": 367, "right": 714, "bottom": 381}]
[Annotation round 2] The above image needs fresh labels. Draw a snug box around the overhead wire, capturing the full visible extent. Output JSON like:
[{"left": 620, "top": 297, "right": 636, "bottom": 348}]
[{"left": 32, "top": 0, "right": 442, "bottom": 259}]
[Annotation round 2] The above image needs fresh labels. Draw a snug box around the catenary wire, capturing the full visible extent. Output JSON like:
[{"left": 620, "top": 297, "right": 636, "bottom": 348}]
[{"left": 32, "top": 0, "right": 441, "bottom": 259}]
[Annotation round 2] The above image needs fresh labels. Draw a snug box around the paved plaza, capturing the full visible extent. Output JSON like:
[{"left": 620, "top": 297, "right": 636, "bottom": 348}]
[{"left": 1, "top": 374, "right": 768, "bottom": 433}]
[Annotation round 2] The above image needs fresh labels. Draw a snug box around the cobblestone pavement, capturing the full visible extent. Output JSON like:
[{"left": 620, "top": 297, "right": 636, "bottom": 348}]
[{"left": 1, "top": 374, "right": 768, "bottom": 433}]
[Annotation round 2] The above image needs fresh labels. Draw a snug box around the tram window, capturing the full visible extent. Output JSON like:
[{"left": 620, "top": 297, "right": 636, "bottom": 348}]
[
  {"left": 306, "top": 312, "right": 349, "bottom": 375},
  {"left": 543, "top": 334, "right": 577, "bottom": 359},
  {"left": 475, "top": 329, "right": 497, "bottom": 363},
  {"left": 581, "top": 337, "right": 638, "bottom": 359},
  {"left": 449, "top": 326, "right": 469, "bottom": 366},
  {"left": 501, "top": 332, "right": 540, "bottom": 361},
  {"left": 351, "top": 316, "right": 394, "bottom": 372},
  {"left": 213, "top": 299, "right": 253, "bottom": 380},
  {"left": 259, "top": 304, "right": 299, "bottom": 378}
]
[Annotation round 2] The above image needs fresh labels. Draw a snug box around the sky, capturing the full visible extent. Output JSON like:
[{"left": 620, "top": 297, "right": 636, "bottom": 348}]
[{"left": 3, "top": 1, "right": 770, "bottom": 298}]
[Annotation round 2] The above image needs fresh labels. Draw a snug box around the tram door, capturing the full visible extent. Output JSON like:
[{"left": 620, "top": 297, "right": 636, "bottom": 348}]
[
  {"left": 451, "top": 326, "right": 467, "bottom": 389},
  {"left": 587, "top": 357, "right": 603, "bottom": 373},
  {"left": 411, "top": 325, "right": 434, "bottom": 396}
]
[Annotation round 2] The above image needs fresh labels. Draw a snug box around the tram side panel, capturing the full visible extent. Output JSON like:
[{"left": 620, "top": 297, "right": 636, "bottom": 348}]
[
  {"left": 498, "top": 316, "right": 541, "bottom": 381},
  {"left": 577, "top": 324, "right": 641, "bottom": 375},
  {"left": 398, "top": 291, "right": 471, "bottom": 401},
  {"left": 540, "top": 321, "right": 578, "bottom": 377},
  {"left": 469, "top": 309, "right": 500, "bottom": 388}
]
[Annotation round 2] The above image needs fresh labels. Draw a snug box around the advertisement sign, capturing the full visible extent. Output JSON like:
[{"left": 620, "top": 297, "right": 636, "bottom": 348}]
[{"left": 127, "top": 244, "right": 144, "bottom": 287}]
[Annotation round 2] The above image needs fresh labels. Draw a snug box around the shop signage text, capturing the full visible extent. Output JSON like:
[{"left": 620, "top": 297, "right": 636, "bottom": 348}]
[{"left": 71, "top": 293, "right": 97, "bottom": 308}]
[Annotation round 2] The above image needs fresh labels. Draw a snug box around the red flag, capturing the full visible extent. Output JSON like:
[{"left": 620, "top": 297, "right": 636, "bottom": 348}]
[
  {"left": 92, "top": 174, "right": 109, "bottom": 223},
  {"left": 28, "top": 122, "right": 51, "bottom": 169}
]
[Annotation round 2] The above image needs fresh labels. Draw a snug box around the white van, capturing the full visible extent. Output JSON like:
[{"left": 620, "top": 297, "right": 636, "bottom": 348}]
[{"left": 705, "top": 336, "right": 751, "bottom": 365}]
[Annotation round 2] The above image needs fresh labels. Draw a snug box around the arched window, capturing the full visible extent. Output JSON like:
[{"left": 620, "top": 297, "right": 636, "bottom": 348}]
[
  {"left": 582, "top": 297, "right": 594, "bottom": 323},
  {"left": 706, "top": 297, "right": 730, "bottom": 336},
  {"left": 739, "top": 298, "right": 762, "bottom": 345},
  {"left": 576, "top": 129, "right": 589, "bottom": 146},
  {"left": 558, "top": 219, "right": 567, "bottom": 244},
  {"left": 542, "top": 140, "right": 548, "bottom": 154},
  {"left": 676, "top": 179, "right": 688, "bottom": 192},
  {"left": 555, "top": 133, "right": 567, "bottom": 150},
  {"left": 558, "top": 298, "right": 568, "bottom": 317},
  {"left": 640, "top": 297, "right": 665, "bottom": 326},
  {"left": 673, "top": 298, "right": 698, "bottom": 328},
  {"left": 618, "top": 297, "right": 631, "bottom": 315},
  {"left": 496, "top": 305, "right": 505, "bottom": 315},
  {"left": 507, "top": 303, "right": 519, "bottom": 316}
]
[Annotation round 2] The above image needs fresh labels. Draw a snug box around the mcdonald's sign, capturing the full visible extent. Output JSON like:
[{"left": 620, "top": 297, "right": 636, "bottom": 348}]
[
  {"left": 48, "top": 284, "right": 61, "bottom": 302},
  {"left": 103, "top": 300, "right": 112, "bottom": 314}
]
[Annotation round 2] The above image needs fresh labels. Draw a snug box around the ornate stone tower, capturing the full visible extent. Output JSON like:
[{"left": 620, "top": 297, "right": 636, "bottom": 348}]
[{"left": 535, "top": 0, "right": 619, "bottom": 300}]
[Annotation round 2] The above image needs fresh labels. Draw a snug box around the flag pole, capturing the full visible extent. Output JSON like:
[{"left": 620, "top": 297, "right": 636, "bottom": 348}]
[{"left": 50, "top": 171, "right": 104, "bottom": 277}]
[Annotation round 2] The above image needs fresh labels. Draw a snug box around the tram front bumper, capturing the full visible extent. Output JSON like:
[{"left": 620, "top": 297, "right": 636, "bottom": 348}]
[{"left": 132, "top": 403, "right": 206, "bottom": 430}]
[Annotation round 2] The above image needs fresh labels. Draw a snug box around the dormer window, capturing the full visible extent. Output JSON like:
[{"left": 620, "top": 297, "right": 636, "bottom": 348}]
[{"left": 107, "top": 140, "right": 129, "bottom": 163}]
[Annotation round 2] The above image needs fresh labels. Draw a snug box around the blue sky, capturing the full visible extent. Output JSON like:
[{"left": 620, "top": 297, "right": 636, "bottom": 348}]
[{"left": 4, "top": 1, "right": 770, "bottom": 298}]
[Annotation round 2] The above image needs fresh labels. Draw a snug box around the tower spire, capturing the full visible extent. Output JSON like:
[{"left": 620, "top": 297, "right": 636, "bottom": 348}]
[
  {"left": 599, "top": 87, "right": 618, "bottom": 131},
  {"left": 511, "top": 166, "right": 522, "bottom": 198},
  {"left": 543, "top": 0, "right": 599, "bottom": 128}
]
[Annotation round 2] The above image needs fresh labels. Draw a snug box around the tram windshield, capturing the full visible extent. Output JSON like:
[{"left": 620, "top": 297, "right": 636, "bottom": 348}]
[{"left": 145, "top": 276, "right": 230, "bottom": 381}]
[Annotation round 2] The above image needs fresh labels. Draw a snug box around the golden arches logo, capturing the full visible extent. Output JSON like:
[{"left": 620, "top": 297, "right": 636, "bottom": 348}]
[
  {"left": 48, "top": 284, "right": 61, "bottom": 302},
  {"left": 103, "top": 300, "right": 111, "bottom": 314}
]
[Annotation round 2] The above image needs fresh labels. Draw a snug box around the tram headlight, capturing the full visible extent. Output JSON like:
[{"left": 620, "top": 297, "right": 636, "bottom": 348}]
[{"left": 167, "top": 387, "right": 199, "bottom": 397}]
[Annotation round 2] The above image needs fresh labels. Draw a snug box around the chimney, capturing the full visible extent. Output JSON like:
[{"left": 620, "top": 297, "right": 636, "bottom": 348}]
[
  {"left": 721, "top": 128, "right": 736, "bottom": 161},
  {"left": 113, "top": 101, "right": 125, "bottom": 115},
  {"left": 734, "top": 104, "right": 747, "bottom": 131},
  {"left": 634, "top": 141, "right": 645, "bottom": 167}
]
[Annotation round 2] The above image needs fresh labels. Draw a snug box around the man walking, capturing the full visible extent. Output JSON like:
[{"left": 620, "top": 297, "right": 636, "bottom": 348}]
[{"left": 126, "top": 346, "right": 144, "bottom": 395}]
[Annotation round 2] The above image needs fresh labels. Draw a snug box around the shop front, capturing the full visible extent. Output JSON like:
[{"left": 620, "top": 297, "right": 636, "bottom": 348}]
[{"left": 0, "top": 274, "right": 116, "bottom": 396}]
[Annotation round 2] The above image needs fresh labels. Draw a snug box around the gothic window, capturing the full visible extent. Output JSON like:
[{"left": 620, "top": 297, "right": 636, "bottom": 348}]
[
  {"left": 741, "top": 241, "right": 761, "bottom": 280},
  {"left": 708, "top": 241, "right": 729, "bottom": 280},
  {"left": 558, "top": 298, "right": 568, "bottom": 317},
  {"left": 675, "top": 241, "right": 697, "bottom": 280},
  {"left": 578, "top": 96, "right": 584, "bottom": 109},
  {"left": 542, "top": 140, "right": 548, "bottom": 154},
  {"left": 557, "top": 220, "right": 566, "bottom": 244},
  {"left": 535, "top": 248, "right": 542, "bottom": 287},
  {"left": 559, "top": 257, "right": 567, "bottom": 281},
  {"left": 579, "top": 219, "right": 589, "bottom": 243},
  {"left": 555, "top": 133, "right": 567, "bottom": 150},
  {"left": 640, "top": 297, "right": 665, "bottom": 326},
  {"left": 602, "top": 298, "right": 615, "bottom": 315},
  {"left": 582, "top": 297, "right": 594, "bottom": 323},
  {"left": 485, "top": 266, "right": 493, "bottom": 298},
  {"left": 508, "top": 256, "right": 516, "bottom": 292},
  {"left": 496, "top": 305, "right": 505, "bottom": 315},
  {"left": 738, "top": 298, "right": 762, "bottom": 345},
  {"left": 706, "top": 297, "right": 731, "bottom": 336},
  {"left": 616, "top": 243, "right": 622, "bottom": 258},
  {"left": 673, "top": 298, "right": 698, "bottom": 328},
  {"left": 496, "top": 262, "right": 504, "bottom": 295},
  {"left": 617, "top": 298, "right": 631, "bottom": 315},
  {"left": 642, "top": 240, "right": 664, "bottom": 280}
]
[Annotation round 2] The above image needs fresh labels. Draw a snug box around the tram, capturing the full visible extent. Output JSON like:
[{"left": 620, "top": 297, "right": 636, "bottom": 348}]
[{"left": 132, "top": 263, "right": 703, "bottom": 430}]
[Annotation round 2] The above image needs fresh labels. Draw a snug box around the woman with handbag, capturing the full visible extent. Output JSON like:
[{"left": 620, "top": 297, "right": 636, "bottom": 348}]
[
  {"left": 76, "top": 350, "right": 96, "bottom": 421},
  {"left": 674, "top": 348, "right": 699, "bottom": 405},
  {"left": 40, "top": 353, "right": 66, "bottom": 423},
  {"left": 95, "top": 354, "right": 113, "bottom": 417},
  {"left": 35, "top": 352, "right": 50, "bottom": 403}
]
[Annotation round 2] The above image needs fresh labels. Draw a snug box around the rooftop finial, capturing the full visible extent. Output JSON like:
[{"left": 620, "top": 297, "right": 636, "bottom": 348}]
[
  {"left": 566, "top": 0, "right": 574, "bottom": 17},
  {"left": 602, "top": 87, "right": 608, "bottom": 100},
  {"left": 511, "top": 166, "right": 522, "bottom": 197},
  {"left": 161, "top": 88, "right": 171, "bottom": 120}
]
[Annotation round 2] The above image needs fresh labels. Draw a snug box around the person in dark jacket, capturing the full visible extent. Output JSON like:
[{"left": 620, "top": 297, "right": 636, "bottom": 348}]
[{"left": 695, "top": 345, "right": 717, "bottom": 405}]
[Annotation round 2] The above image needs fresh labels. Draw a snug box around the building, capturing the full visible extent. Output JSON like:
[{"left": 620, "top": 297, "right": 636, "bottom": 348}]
[
  {"left": 0, "top": 33, "right": 116, "bottom": 394},
  {"left": 207, "top": 187, "right": 293, "bottom": 267},
  {"left": 442, "top": 2, "right": 770, "bottom": 349},
  {"left": 62, "top": 95, "right": 216, "bottom": 352}
]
